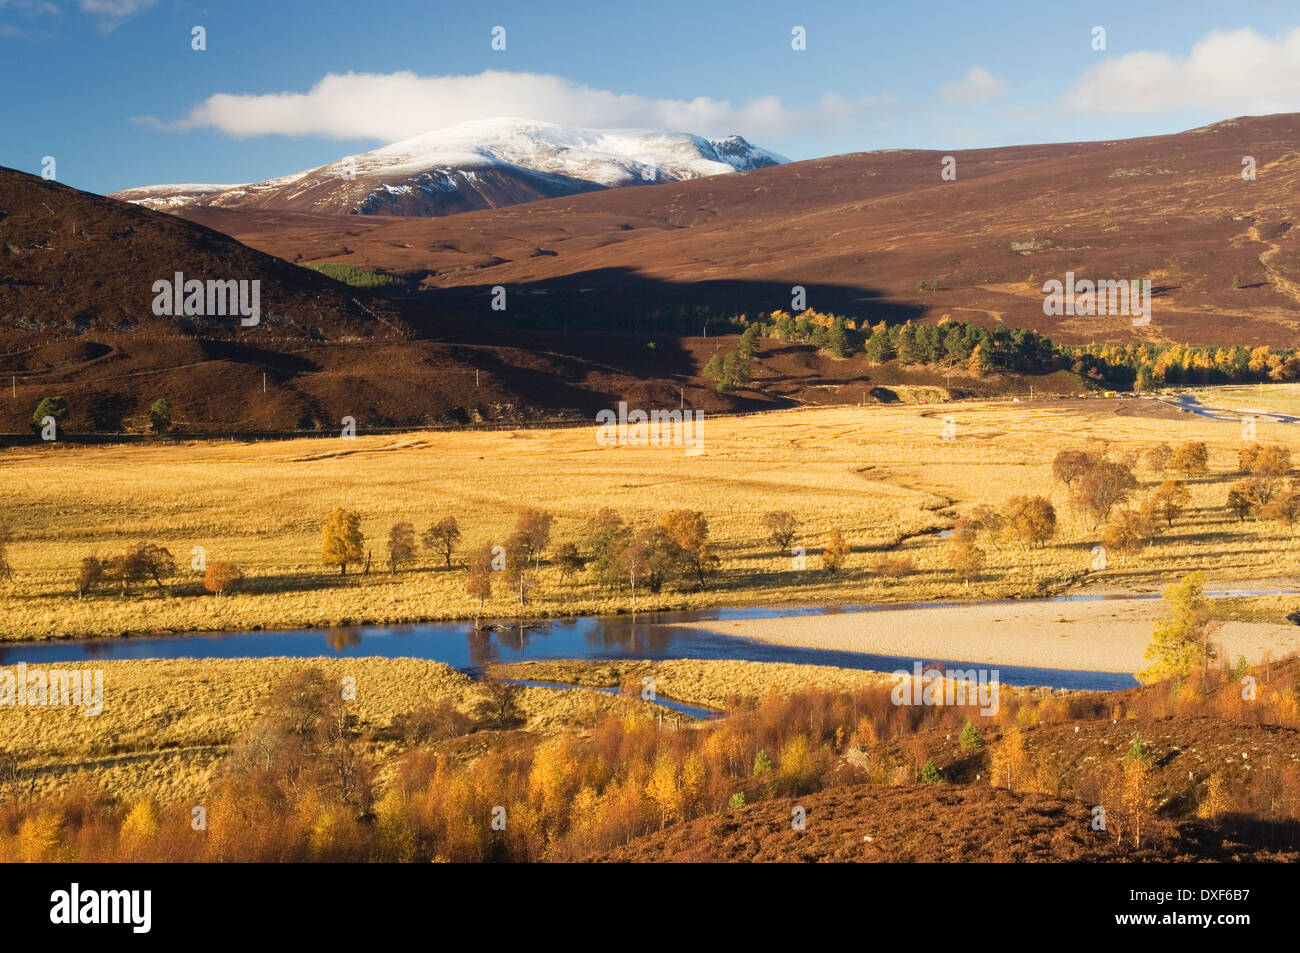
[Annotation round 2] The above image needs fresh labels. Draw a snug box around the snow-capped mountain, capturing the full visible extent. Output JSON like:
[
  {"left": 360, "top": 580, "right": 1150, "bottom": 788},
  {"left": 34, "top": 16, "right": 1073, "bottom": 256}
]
[{"left": 113, "top": 118, "right": 788, "bottom": 218}]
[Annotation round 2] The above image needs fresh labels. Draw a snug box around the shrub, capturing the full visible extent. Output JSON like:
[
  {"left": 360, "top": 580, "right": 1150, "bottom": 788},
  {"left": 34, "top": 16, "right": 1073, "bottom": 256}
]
[
  {"left": 947, "top": 530, "right": 984, "bottom": 584},
  {"left": 762, "top": 511, "right": 799, "bottom": 550},
  {"left": 203, "top": 561, "right": 244, "bottom": 596},
  {"left": 74, "top": 555, "right": 103, "bottom": 598},
  {"left": 1171, "top": 441, "right": 1209, "bottom": 476},
  {"left": 873, "top": 555, "right": 915, "bottom": 582},
  {"left": 107, "top": 542, "right": 175, "bottom": 596},
  {"left": 822, "top": 527, "right": 850, "bottom": 572}
]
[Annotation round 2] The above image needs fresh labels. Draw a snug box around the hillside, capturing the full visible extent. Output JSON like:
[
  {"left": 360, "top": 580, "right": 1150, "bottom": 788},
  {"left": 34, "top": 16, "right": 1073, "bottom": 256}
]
[
  {"left": 596, "top": 777, "right": 1296, "bottom": 862},
  {"left": 0, "top": 169, "right": 767, "bottom": 433},
  {"left": 182, "top": 114, "right": 1300, "bottom": 348},
  {"left": 3, "top": 167, "right": 1099, "bottom": 434}
]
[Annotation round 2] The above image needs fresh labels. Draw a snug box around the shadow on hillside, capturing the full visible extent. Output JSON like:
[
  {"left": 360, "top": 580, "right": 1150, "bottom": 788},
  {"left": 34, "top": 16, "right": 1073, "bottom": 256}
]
[
  {"left": 1185, "top": 814, "right": 1300, "bottom": 856},
  {"left": 408, "top": 270, "right": 927, "bottom": 415},
  {"left": 416, "top": 268, "right": 926, "bottom": 338}
]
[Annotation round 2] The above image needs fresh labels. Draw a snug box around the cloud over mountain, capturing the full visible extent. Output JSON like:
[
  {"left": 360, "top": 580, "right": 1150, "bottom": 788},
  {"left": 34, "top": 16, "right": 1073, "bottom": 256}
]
[{"left": 139, "top": 69, "right": 888, "bottom": 143}]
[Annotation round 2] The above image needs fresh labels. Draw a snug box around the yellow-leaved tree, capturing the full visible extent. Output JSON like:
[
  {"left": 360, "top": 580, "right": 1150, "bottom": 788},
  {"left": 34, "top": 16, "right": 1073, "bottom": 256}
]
[
  {"left": 321, "top": 508, "right": 364, "bottom": 576},
  {"left": 1119, "top": 733, "right": 1155, "bottom": 848},
  {"left": 1137, "top": 572, "right": 1221, "bottom": 684},
  {"left": 645, "top": 752, "right": 682, "bottom": 829},
  {"left": 118, "top": 799, "right": 159, "bottom": 860},
  {"left": 990, "top": 724, "right": 1029, "bottom": 792}
]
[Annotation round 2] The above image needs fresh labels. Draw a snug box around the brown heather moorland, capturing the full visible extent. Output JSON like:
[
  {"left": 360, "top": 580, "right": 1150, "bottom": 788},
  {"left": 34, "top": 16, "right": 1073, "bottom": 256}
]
[{"left": 187, "top": 114, "right": 1300, "bottom": 349}]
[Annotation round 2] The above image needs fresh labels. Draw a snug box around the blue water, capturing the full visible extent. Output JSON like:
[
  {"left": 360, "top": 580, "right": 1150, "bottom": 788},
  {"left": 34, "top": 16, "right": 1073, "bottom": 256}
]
[
  {"left": 1156, "top": 393, "right": 1300, "bottom": 425},
  {"left": 0, "top": 608, "right": 1142, "bottom": 692}
]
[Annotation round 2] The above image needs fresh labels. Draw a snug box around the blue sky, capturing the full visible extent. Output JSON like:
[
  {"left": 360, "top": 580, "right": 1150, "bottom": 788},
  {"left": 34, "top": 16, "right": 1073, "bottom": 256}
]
[{"left": 4, "top": 0, "right": 1300, "bottom": 195}]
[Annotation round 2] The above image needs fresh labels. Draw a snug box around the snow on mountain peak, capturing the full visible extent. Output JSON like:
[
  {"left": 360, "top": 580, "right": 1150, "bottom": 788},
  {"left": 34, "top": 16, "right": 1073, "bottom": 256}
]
[
  {"left": 339, "top": 118, "right": 787, "bottom": 186},
  {"left": 113, "top": 118, "right": 787, "bottom": 217}
]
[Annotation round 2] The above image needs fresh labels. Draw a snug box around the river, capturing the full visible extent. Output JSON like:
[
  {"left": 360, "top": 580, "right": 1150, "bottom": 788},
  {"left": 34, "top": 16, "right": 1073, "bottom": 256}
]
[{"left": 3, "top": 593, "right": 1243, "bottom": 691}]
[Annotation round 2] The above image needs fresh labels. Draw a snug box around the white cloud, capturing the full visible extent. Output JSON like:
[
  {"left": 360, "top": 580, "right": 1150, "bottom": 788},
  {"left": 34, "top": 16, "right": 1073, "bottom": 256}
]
[
  {"left": 0, "top": 0, "right": 59, "bottom": 15},
  {"left": 0, "top": 0, "right": 150, "bottom": 24},
  {"left": 939, "top": 67, "right": 1006, "bottom": 104},
  {"left": 1064, "top": 27, "right": 1300, "bottom": 114},
  {"left": 141, "top": 70, "right": 889, "bottom": 142},
  {"left": 80, "top": 0, "right": 154, "bottom": 30},
  {"left": 0, "top": 0, "right": 57, "bottom": 36},
  {"left": 80, "top": 0, "right": 152, "bottom": 15}
]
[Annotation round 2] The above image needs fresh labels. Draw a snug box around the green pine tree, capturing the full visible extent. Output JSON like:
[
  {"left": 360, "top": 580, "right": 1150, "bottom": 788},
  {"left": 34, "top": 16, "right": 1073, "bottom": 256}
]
[
  {"left": 1121, "top": 733, "right": 1154, "bottom": 770},
  {"left": 959, "top": 718, "right": 985, "bottom": 752},
  {"left": 31, "top": 396, "right": 69, "bottom": 436},
  {"left": 148, "top": 397, "right": 172, "bottom": 433}
]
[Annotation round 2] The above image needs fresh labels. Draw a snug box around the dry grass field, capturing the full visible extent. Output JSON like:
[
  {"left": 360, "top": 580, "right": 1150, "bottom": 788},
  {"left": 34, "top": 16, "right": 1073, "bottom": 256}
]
[
  {"left": 0, "top": 656, "right": 911, "bottom": 803},
  {"left": 1199, "top": 383, "right": 1300, "bottom": 418},
  {"left": 0, "top": 657, "right": 662, "bottom": 802},
  {"left": 491, "top": 659, "right": 902, "bottom": 710},
  {"left": 4, "top": 395, "right": 1300, "bottom": 641}
]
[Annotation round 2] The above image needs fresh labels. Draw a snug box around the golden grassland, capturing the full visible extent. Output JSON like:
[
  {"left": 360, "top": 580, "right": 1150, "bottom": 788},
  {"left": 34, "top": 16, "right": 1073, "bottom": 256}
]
[
  {"left": 1199, "top": 383, "right": 1300, "bottom": 417},
  {"left": 1, "top": 656, "right": 1057, "bottom": 804},
  {"left": 490, "top": 658, "right": 1056, "bottom": 711},
  {"left": 0, "top": 657, "right": 669, "bottom": 802},
  {"left": 491, "top": 659, "right": 900, "bottom": 710},
  {"left": 0, "top": 656, "right": 916, "bottom": 802},
  {"left": 3, "top": 396, "right": 1300, "bottom": 642}
]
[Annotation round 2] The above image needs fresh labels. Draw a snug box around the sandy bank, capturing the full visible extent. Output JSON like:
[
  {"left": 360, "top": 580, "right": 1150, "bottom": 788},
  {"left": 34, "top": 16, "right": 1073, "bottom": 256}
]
[{"left": 672, "top": 597, "right": 1300, "bottom": 674}]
